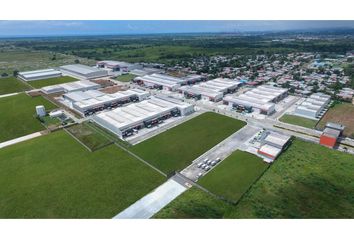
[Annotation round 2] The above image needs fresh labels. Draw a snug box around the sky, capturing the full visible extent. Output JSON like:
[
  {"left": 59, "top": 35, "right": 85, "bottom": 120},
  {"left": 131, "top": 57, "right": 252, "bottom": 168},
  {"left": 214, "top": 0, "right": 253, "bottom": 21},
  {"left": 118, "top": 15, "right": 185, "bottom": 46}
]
[{"left": 0, "top": 20, "right": 353, "bottom": 37}]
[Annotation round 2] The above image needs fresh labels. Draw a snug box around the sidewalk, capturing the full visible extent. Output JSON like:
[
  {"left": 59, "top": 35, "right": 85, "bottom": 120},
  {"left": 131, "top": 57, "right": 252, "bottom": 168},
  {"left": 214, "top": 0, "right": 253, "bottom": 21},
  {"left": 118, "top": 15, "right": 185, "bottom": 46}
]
[{"left": 0, "top": 132, "right": 42, "bottom": 149}]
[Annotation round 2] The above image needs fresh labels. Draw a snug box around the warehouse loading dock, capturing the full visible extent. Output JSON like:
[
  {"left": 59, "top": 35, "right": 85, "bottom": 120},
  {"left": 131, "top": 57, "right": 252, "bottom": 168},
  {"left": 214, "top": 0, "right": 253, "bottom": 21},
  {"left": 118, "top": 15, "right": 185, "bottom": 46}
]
[{"left": 92, "top": 96, "right": 194, "bottom": 138}]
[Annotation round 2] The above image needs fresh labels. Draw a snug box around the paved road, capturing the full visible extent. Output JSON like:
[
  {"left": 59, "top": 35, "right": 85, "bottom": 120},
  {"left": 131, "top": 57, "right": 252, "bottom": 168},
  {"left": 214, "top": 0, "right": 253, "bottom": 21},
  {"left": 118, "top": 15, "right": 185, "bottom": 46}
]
[
  {"left": 113, "top": 178, "right": 188, "bottom": 219},
  {"left": 181, "top": 124, "right": 261, "bottom": 181},
  {"left": 0, "top": 131, "right": 43, "bottom": 149},
  {"left": 0, "top": 92, "right": 20, "bottom": 99}
]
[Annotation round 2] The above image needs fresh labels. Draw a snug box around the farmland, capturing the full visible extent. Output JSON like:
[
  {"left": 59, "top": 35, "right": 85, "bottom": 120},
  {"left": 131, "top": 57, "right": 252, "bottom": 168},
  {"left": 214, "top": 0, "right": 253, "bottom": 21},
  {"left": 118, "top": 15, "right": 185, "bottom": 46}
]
[
  {"left": 0, "top": 76, "right": 31, "bottom": 95},
  {"left": 198, "top": 151, "right": 269, "bottom": 203},
  {"left": 131, "top": 112, "right": 246, "bottom": 174},
  {"left": 0, "top": 93, "right": 57, "bottom": 143},
  {"left": 279, "top": 114, "right": 318, "bottom": 129},
  {"left": 0, "top": 130, "right": 165, "bottom": 218},
  {"left": 28, "top": 76, "right": 78, "bottom": 88},
  {"left": 317, "top": 102, "right": 354, "bottom": 138}
]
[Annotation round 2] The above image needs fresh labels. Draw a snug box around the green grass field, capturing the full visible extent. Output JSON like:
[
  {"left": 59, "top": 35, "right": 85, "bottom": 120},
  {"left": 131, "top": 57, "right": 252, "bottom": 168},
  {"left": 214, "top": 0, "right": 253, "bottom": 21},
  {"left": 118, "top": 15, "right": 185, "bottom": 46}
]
[
  {"left": 0, "top": 93, "right": 57, "bottom": 143},
  {"left": 155, "top": 139, "right": 354, "bottom": 218},
  {"left": 0, "top": 77, "right": 31, "bottom": 95},
  {"left": 279, "top": 114, "right": 318, "bottom": 129},
  {"left": 198, "top": 151, "right": 269, "bottom": 202},
  {"left": 116, "top": 74, "right": 137, "bottom": 82},
  {"left": 228, "top": 139, "right": 354, "bottom": 218},
  {"left": 154, "top": 188, "right": 230, "bottom": 219},
  {"left": 66, "top": 122, "right": 113, "bottom": 151},
  {"left": 28, "top": 76, "right": 78, "bottom": 88},
  {"left": 0, "top": 130, "right": 165, "bottom": 218},
  {"left": 131, "top": 112, "right": 246, "bottom": 174}
]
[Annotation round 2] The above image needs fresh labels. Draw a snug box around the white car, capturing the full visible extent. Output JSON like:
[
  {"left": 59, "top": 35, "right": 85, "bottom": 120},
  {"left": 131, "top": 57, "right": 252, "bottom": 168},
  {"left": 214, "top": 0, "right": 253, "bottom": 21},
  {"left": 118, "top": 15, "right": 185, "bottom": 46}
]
[
  {"left": 203, "top": 158, "right": 209, "bottom": 164},
  {"left": 204, "top": 166, "right": 211, "bottom": 171},
  {"left": 211, "top": 160, "right": 217, "bottom": 166},
  {"left": 197, "top": 162, "right": 203, "bottom": 168},
  {"left": 207, "top": 160, "right": 212, "bottom": 165},
  {"left": 201, "top": 164, "right": 207, "bottom": 169},
  {"left": 197, "top": 172, "right": 203, "bottom": 178}
]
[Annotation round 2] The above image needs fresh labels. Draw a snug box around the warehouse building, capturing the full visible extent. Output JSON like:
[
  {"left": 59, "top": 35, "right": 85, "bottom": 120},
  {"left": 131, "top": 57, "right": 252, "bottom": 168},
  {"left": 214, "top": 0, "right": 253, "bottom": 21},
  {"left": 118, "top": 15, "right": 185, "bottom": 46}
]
[
  {"left": 92, "top": 97, "right": 194, "bottom": 138},
  {"left": 179, "top": 78, "right": 241, "bottom": 102},
  {"left": 18, "top": 68, "right": 62, "bottom": 81},
  {"left": 96, "top": 60, "right": 142, "bottom": 72},
  {"left": 63, "top": 88, "right": 150, "bottom": 116},
  {"left": 319, "top": 122, "right": 345, "bottom": 148},
  {"left": 294, "top": 93, "right": 331, "bottom": 119},
  {"left": 223, "top": 85, "right": 288, "bottom": 115},
  {"left": 133, "top": 74, "right": 183, "bottom": 91},
  {"left": 41, "top": 80, "right": 101, "bottom": 94},
  {"left": 60, "top": 64, "right": 108, "bottom": 80},
  {"left": 258, "top": 131, "right": 291, "bottom": 162}
]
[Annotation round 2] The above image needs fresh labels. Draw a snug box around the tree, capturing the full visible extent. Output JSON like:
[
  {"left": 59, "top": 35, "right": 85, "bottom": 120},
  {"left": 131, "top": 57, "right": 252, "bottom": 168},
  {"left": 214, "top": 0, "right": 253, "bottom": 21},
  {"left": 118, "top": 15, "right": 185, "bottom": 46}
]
[
  {"left": 74, "top": 59, "right": 80, "bottom": 64},
  {"left": 1, "top": 73, "right": 8, "bottom": 77},
  {"left": 13, "top": 70, "right": 19, "bottom": 77}
]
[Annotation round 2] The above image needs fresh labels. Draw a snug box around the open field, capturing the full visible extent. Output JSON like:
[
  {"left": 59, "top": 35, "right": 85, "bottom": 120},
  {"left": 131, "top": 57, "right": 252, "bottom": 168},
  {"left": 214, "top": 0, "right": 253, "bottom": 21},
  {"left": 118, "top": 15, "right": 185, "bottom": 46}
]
[
  {"left": 228, "top": 139, "right": 354, "bottom": 218},
  {"left": 279, "top": 114, "right": 318, "bottom": 129},
  {"left": 317, "top": 102, "right": 354, "bottom": 138},
  {"left": 155, "top": 139, "right": 354, "bottom": 218},
  {"left": 0, "top": 48, "right": 96, "bottom": 75},
  {"left": 28, "top": 76, "right": 78, "bottom": 88},
  {"left": 198, "top": 151, "right": 269, "bottom": 202},
  {"left": 66, "top": 122, "right": 113, "bottom": 151},
  {"left": 0, "top": 76, "right": 31, "bottom": 95},
  {"left": 154, "top": 188, "right": 230, "bottom": 219},
  {"left": 0, "top": 130, "right": 165, "bottom": 218},
  {"left": 131, "top": 112, "right": 246, "bottom": 174},
  {"left": 0, "top": 93, "right": 57, "bottom": 143},
  {"left": 116, "top": 74, "right": 137, "bottom": 82}
]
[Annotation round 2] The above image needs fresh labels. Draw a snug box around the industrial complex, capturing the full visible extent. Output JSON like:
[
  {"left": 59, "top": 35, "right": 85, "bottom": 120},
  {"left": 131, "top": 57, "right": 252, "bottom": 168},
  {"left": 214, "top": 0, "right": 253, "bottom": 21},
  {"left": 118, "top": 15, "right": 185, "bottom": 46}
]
[
  {"left": 294, "top": 93, "right": 331, "bottom": 119},
  {"left": 59, "top": 64, "right": 108, "bottom": 80},
  {"left": 223, "top": 85, "right": 288, "bottom": 115},
  {"left": 92, "top": 96, "right": 195, "bottom": 138},
  {"left": 18, "top": 68, "right": 62, "bottom": 81}
]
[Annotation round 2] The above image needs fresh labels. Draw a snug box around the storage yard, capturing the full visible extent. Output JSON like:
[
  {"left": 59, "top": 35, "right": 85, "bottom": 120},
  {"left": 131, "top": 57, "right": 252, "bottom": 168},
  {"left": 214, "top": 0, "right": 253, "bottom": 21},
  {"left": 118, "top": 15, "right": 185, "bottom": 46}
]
[{"left": 223, "top": 85, "right": 288, "bottom": 115}]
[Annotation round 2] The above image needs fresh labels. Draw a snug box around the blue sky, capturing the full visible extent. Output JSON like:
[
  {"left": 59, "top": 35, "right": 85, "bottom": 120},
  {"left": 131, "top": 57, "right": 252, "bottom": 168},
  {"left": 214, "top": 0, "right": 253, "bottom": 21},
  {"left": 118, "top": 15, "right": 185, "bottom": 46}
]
[{"left": 0, "top": 20, "right": 353, "bottom": 37}]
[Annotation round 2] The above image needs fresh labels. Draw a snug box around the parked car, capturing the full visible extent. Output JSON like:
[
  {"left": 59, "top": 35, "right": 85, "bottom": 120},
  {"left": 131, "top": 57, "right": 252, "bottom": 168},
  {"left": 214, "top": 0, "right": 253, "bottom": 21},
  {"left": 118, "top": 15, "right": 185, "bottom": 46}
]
[
  {"left": 197, "top": 162, "right": 203, "bottom": 168},
  {"left": 206, "top": 160, "right": 212, "bottom": 165},
  {"left": 211, "top": 160, "right": 217, "bottom": 166},
  {"left": 203, "top": 158, "right": 209, "bottom": 164},
  {"left": 215, "top": 157, "right": 221, "bottom": 162},
  {"left": 205, "top": 166, "right": 211, "bottom": 171},
  {"left": 201, "top": 164, "right": 207, "bottom": 169}
]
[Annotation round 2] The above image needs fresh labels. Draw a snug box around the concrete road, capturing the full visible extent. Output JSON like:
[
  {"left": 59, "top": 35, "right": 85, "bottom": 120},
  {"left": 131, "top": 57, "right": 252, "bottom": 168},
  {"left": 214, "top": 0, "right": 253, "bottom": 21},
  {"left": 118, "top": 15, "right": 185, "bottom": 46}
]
[
  {"left": 113, "top": 179, "right": 188, "bottom": 219},
  {"left": 181, "top": 124, "right": 261, "bottom": 181},
  {"left": 0, "top": 131, "right": 43, "bottom": 149}
]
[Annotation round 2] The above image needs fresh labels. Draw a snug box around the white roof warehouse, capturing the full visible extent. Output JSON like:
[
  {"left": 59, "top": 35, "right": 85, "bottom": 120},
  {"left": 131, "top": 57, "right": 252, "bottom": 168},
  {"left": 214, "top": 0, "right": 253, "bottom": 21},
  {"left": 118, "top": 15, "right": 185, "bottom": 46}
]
[
  {"left": 294, "top": 93, "right": 331, "bottom": 119},
  {"left": 18, "top": 68, "right": 62, "bottom": 81},
  {"left": 60, "top": 64, "right": 108, "bottom": 80},
  {"left": 92, "top": 97, "right": 194, "bottom": 138},
  {"left": 41, "top": 80, "right": 101, "bottom": 94}
]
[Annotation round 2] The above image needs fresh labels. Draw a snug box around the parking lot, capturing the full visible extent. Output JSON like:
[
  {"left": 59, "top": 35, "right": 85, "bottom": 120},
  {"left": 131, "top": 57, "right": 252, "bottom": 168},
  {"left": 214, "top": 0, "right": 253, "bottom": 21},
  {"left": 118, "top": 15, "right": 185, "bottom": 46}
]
[{"left": 180, "top": 124, "right": 261, "bottom": 181}]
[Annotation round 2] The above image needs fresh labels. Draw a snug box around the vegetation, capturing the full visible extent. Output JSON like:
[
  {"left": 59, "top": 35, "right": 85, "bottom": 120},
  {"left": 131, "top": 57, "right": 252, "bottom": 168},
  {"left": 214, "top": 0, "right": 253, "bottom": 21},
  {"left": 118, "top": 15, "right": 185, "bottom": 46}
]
[
  {"left": 155, "top": 139, "right": 354, "bottom": 218},
  {"left": 154, "top": 188, "right": 230, "bottom": 219},
  {"left": 131, "top": 112, "right": 246, "bottom": 174},
  {"left": 198, "top": 151, "right": 269, "bottom": 202},
  {"left": 0, "top": 93, "right": 57, "bottom": 143},
  {"left": 0, "top": 77, "right": 30, "bottom": 95},
  {"left": 317, "top": 102, "right": 354, "bottom": 137},
  {"left": 66, "top": 122, "right": 113, "bottom": 151},
  {"left": 116, "top": 73, "right": 137, "bottom": 82},
  {"left": 28, "top": 76, "right": 78, "bottom": 88},
  {"left": 279, "top": 114, "right": 318, "bottom": 129},
  {"left": 0, "top": 130, "right": 165, "bottom": 218}
]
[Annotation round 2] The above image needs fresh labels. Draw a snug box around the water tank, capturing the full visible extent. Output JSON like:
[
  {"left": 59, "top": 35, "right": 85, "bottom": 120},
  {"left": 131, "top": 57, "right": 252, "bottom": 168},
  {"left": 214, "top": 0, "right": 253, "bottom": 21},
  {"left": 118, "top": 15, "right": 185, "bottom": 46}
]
[{"left": 36, "top": 105, "right": 46, "bottom": 117}]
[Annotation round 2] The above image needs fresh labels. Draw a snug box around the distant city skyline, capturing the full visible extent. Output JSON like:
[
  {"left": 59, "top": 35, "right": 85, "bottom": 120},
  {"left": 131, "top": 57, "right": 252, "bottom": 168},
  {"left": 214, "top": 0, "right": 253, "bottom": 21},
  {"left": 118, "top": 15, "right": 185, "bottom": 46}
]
[{"left": 0, "top": 20, "right": 353, "bottom": 37}]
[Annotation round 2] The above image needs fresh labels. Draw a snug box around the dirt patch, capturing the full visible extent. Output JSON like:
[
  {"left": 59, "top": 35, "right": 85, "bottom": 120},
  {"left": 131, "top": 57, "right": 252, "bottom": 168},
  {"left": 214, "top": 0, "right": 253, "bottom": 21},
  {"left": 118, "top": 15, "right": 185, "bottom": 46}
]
[
  {"left": 91, "top": 79, "right": 116, "bottom": 88},
  {"left": 317, "top": 102, "right": 354, "bottom": 138},
  {"left": 99, "top": 85, "right": 128, "bottom": 94}
]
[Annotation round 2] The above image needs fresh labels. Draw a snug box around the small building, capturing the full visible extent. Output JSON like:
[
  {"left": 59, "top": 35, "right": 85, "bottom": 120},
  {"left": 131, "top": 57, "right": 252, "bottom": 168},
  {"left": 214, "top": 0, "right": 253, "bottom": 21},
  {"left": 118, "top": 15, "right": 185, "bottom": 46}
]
[
  {"left": 262, "top": 132, "right": 291, "bottom": 149},
  {"left": 60, "top": 64, "right": 108, "bottom": 80},
  {"left": 319, "top": 122, "right": 345, "bottom": 148},
  {"left": 258, "top": 144, "right": 282, "bottom": 161},
  {"left": 36, "top": 105, "right": 46, "bottom": 117},
  {"left": 18, "top": 69, "right": 62, "bottom": 81}
]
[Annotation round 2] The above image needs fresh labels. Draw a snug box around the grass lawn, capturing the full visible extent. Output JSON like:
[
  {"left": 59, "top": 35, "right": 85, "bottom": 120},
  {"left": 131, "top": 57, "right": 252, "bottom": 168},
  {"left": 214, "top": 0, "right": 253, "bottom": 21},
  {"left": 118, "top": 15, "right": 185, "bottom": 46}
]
[
  {"left": 317, "top": 102, "right": 354, "bottom": 138},
  {"left": 154, "top": 187, "right": 230, "bottom": 219},
  {"left": 0, "top": 93, "right": 57, "bottom": 143},
  {"left": 0, "top": 130, "right": 165, "bottom": 218},
  {"left": 198, "top": 151, "right": 269, "bottom": 202},
  {"left": 66, "top": 121, "right": 113, "bottom": 151},
  {"left": 28, "top": 76, "right": 78, "bottom": 88},
  {"left": 0, "top": 77, "right": 31, "bottom": 95},
  {"left": 279, "top": 114, "right": 318, "bottom": 129},
  {"left": 228, "top": 139, "right": 354, "bottom": 218},
  {"left": 131, "top": 112, "right": 246, "bottom": 174},
  {"left": 116, "top": 74, "right": 137, "bottom": 82}
]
